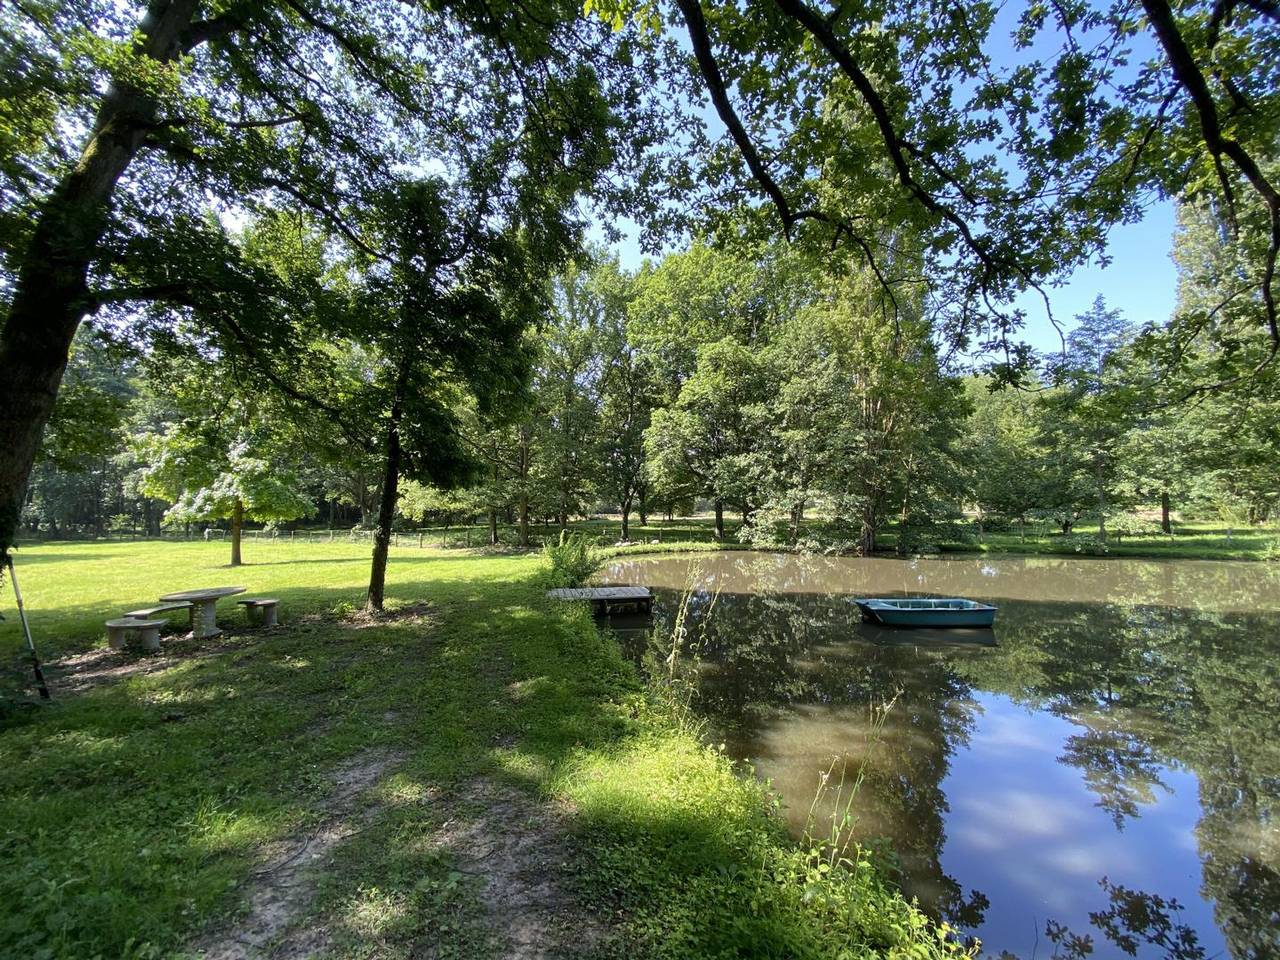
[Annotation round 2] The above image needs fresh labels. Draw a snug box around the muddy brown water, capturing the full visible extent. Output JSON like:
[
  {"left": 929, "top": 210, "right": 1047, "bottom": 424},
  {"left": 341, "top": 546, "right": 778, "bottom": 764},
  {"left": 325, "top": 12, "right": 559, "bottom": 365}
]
[{"left": 600, "top": 552, "right": 1280, "bottom": 960}]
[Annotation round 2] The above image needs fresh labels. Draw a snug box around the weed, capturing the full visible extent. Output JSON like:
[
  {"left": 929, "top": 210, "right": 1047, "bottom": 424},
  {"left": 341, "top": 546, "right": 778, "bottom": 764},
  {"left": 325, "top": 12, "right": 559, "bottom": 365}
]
[
  {"left": 542, "top": 531, "right": 602, "bottom": 588},
  {"left": 640, "top": 565, "right": 717, "bottom": 737}
]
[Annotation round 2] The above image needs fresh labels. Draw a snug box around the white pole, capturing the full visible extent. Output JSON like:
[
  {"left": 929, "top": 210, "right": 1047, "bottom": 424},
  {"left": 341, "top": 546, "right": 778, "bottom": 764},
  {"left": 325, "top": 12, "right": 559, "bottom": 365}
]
[{"left": 5, "top": 556, "right": 50, "bottom": 700}]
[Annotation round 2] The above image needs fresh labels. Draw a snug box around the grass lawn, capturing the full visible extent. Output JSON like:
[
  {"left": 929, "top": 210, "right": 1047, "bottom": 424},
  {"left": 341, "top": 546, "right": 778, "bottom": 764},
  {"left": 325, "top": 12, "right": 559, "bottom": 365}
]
[
  {"left": 0, "top": 540, "right": 962, "bottom": 960},
  {"left": 940, "top": 520, "right": 1279, "bottom": 561}
]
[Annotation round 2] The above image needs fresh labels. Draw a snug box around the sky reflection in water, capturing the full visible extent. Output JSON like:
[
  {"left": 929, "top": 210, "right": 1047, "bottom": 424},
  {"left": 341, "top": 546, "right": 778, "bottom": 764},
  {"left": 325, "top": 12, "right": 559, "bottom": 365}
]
[{"left": 601, "top": 553, "right": 1280, "bottom": 960}]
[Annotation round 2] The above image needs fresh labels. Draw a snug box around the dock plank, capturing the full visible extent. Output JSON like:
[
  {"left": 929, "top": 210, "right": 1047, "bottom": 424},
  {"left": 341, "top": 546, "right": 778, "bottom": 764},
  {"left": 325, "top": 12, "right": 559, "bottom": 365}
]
[
  {"left": 546, "top": 586, "right": 654, "bottom": 614},
  {"left": 546, "top": 586, "right": 652, "bottom": 601}
]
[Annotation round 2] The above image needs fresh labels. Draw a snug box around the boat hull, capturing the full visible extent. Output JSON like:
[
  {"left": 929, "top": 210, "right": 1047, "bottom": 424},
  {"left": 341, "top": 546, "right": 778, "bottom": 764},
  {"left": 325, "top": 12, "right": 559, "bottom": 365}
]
[{"left": 855, "top": 598, "right": 997, "bottom": 628}]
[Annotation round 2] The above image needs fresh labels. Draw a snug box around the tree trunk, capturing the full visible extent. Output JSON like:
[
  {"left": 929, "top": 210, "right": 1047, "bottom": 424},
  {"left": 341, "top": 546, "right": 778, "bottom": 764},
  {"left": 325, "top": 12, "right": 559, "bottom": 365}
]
[
  {"left": 713, "top": 499, "right": 724, "bottom": 541},
  {"left": 518, "top": 494, "right": 530, "bottom": 547},
  {"left": 488, "top": 508, "right": 498, "bottom": 546},
  {"left": 1095, "top": 454, "right": 1108, "bottom": 541},
  {"left": 1160, "top": 490, "right": 1171, "bottom": 534},
  {"left": 788, "top": 499, "right": 804, "bottom": 546},
  {"left": 0, "top": 0, "right": 204, "bottom": 558},
  {"left": 621, "top": 495, "right": 632, "bottom": 541},
  {"left": 367, "top": 373, "right": 407, "bottom": 613},
  {"left": 859, "top": 505, "right": 876, "bottom": 557},
  {"left": 897, "top": 491, "right": 910, "bottom": 557},
  {"left": 230, "top": 497, "right": 244, "bottom": 567},
  {"left": 638, "top": 486, "right": 648, "bottom": 526}
]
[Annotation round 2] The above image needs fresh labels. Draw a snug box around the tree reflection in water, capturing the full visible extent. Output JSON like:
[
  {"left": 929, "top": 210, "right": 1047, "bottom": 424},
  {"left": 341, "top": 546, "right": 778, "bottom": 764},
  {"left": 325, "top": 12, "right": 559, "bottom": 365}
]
[{"left": 602, "top": 553, "right": 1280, "bottom": 960}]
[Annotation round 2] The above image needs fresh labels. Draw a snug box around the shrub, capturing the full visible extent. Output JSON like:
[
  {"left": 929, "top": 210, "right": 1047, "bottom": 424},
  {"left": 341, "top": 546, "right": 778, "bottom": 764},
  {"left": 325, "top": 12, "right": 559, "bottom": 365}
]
[
  {"left": 1062, "top": 534, "right": 1109, "bottom": 555},
  {"left": 1107, "top": 514, "right": 1160, "bottom": 542},
  {"left": 542, "top": 531, "right": 601, "bottom": 588}
]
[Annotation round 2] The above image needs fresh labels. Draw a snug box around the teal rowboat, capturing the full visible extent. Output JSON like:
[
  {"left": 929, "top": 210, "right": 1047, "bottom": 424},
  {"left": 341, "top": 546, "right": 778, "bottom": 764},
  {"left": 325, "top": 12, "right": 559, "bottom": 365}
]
[{"left": 855, "top": 597, "right": 997, "bottom": 628}]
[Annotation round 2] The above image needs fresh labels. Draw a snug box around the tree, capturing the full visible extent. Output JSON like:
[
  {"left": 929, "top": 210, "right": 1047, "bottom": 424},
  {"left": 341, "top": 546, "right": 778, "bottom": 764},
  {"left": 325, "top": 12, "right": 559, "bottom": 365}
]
[
  {"left": 592, "top": 0, "right": 1279, "bottom": 390},
  {"left": 787, "top": 264, "right": 967, "bottom": 556},
  {"left": 628, "top": 241, "right": 801, "bottom": 399},
  {"left": 21, "top": 324, "right": 137, "bottom": 537},
  {"left": 645, "top": 338, "right": 774, "bottom": 540},
  {"left": 599, "top": 280, "right": 659, "bottom": 538},
  {"left": 962, "top": 377, "right": 1052, "bottom": 539},
  {"left": 341, "top": 179, "right": 541, "bottom": 611},
  {"left": 1040, "top": 297, "right": 1136, "bottom": 540},
  {"left": 531, "top": 262, "right": 608, "bottom": 531},
  {"left": 0, "top": 0, "right": 663, "bottom": 558},
  {"left": 460, "top": 406, "right": 539, "bottom": 547},
  {"left": 137, "top": 397, "right": 313, "bottom": 565}
]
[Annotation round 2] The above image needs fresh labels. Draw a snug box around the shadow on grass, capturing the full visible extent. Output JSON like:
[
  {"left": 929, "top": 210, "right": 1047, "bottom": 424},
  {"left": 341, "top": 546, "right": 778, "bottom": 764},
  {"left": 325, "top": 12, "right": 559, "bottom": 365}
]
[
  {"left": 0, "top": 555, "right": 971, "bottom": 959},
  {"left": 0, "top": 550, "right": 537, "bottom": 662}
]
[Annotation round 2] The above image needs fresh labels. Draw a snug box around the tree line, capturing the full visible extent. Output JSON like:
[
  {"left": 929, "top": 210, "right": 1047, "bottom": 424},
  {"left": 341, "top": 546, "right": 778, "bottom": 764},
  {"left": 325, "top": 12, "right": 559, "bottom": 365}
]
[{"left": 22, "top": 201, "right": 1280, "bottom": 591}]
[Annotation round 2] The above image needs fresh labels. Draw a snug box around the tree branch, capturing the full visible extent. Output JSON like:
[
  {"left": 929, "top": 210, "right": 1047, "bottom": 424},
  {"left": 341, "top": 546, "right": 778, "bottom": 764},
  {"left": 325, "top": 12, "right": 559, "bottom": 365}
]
[
  {"left": 770, "top": 0, "right": 1005, "bottom": 283},
  {"left": 1141, "top": 0, "right": 1280, "bottom": 347},
  {"left": 256, "top": 176, "right": 387, "bottom": 262},
  {"left": 181, "top": 11, "right": 248, "bottom": 52},
  {"left": 673, "top": 0, "right": 806, "bottom": 236}
]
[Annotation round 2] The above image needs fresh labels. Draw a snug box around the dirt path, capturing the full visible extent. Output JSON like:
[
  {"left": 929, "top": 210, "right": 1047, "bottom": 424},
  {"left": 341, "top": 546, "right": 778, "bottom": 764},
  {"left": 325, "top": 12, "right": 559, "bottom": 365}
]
[
  {"left": 432, "top": 779, "right": 607, "bottom": 960},
  {"left": 196, "top": 751, "right": 407, "bottom": 960},
  {"left": 195, "top": 754, "right": 607, "bottom": 960},
  {"left": 41, "top": 632, "right": 256, "bottom": 697}
]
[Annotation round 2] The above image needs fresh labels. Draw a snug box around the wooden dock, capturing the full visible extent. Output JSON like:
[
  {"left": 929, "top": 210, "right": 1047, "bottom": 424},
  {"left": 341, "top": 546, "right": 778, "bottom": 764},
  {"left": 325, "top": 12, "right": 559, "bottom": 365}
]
[{"left": 546, "top": 586, "right": 653, "bottom": 614}]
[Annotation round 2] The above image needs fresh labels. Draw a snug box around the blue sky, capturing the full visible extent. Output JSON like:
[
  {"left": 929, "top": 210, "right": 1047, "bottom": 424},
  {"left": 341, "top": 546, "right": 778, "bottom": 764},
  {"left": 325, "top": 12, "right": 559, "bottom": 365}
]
[{"left": 1011, "top": 200, "right": 1178, "bottom": 352}]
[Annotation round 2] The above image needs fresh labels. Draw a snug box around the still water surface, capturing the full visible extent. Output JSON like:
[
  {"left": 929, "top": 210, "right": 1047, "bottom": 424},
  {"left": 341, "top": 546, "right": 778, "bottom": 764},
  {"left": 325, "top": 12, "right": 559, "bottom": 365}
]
[{"left": 600, "top": 552, "right": 1280, "bottom": 960}]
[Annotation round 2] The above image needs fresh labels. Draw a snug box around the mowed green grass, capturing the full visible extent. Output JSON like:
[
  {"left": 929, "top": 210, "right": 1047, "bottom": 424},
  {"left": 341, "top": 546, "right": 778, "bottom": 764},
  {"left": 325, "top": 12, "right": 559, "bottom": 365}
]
[
  {"left": 2, "top": 538, "right": 448, "bottom": 658},
  {"left": 949, "top": 520, "right": 1279, "bottom": 561},
  {"left": 0, "top": 541, "right": 964, "bottom": 960},
  {"left": 568, "top": 517, "right": 1279, "bottom": 561}
]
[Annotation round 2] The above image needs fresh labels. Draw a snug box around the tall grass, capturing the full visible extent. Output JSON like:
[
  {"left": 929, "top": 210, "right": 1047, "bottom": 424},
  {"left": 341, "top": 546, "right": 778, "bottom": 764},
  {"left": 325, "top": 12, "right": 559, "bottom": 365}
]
[
  {"left": 801, "top": 694, "right": 899, "bottom": 861},
  {"left": 541, "top": 531, "right": 602, "bottom": 588},
  {"left": 641, "top": 564, "right": 718, "bottom": 736}
]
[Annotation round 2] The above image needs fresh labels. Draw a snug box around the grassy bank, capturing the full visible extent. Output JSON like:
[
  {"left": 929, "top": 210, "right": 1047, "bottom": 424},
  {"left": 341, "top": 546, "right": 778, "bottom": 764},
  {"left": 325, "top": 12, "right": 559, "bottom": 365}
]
[
  {"left": 934, "top": 520, "right": 1278, "bottom": 561},
  {"left": 0, "top": 541, "right": 963, "bottom": 959},
  {"left": 20, "top": 515, "right": 1276, "bottom": 566}
]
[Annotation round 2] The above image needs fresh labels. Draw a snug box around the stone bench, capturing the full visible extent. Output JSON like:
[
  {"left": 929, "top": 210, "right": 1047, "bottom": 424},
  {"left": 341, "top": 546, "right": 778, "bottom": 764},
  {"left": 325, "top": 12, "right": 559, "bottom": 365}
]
[
  {"left": 237, "top": 598, "right": 280, "bottom": 627},
  {"left": 105, "top": 617, "right": 168, "bottom": 653},
  {"left": 123, "top": 601, "right": 194, "bottom": 631}
]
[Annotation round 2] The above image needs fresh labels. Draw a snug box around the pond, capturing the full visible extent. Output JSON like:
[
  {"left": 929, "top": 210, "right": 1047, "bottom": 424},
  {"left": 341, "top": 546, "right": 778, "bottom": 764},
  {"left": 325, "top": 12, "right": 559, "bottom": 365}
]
[{"left": 599, "top": 552, "right": 1280, "bottom": 960}]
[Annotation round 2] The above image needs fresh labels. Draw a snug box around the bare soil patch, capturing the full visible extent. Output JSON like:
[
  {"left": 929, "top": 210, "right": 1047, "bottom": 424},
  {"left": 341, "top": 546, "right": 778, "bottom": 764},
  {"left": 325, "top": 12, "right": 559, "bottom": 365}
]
[
  {"left": 42, "top": 632, "right": 254, "bottom": 697},
  {"left": 427, "top": 779, "right": 607, "bottom": 960},
  {"left": 196, "top": 750, "right": 407, "bottom": 960},
  {"left": 195, "top": 762, "right": 607, "bottom": 960}
]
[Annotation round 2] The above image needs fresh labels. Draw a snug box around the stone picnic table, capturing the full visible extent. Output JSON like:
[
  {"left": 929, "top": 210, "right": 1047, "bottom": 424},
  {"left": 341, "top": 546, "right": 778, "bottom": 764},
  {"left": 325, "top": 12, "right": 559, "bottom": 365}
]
[{"left": 158, "top": 586, "right": 246, "bottom": 638}]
